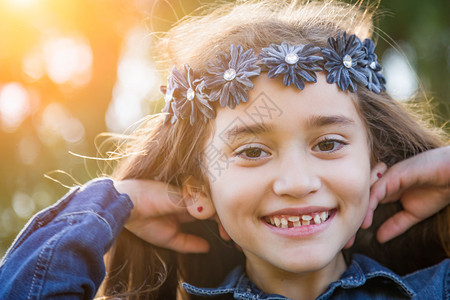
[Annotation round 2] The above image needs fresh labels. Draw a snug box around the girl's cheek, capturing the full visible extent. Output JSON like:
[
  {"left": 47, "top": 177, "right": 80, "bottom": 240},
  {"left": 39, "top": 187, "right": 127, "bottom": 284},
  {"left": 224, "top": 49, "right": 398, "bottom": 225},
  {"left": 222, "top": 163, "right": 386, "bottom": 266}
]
[{"left": 321, "top": 157, "right": 371, "bottom": 198}]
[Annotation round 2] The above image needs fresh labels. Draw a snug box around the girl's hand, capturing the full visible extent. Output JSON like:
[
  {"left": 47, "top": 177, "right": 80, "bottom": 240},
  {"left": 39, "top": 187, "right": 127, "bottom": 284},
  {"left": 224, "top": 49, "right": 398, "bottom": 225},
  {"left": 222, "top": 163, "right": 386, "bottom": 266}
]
[
  {"left": 366, "top": 146, "right": 450, "bottom": 243},
  {"left": 114, "top": 179, "right": 210, "bottom": 253}
]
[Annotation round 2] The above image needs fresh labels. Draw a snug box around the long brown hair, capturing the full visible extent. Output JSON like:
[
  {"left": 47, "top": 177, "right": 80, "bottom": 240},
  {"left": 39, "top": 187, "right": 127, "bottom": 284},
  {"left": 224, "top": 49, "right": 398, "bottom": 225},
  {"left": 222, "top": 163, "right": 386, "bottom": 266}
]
[{"left": 98, "top": 1, "right": 449, "bottom": 298}]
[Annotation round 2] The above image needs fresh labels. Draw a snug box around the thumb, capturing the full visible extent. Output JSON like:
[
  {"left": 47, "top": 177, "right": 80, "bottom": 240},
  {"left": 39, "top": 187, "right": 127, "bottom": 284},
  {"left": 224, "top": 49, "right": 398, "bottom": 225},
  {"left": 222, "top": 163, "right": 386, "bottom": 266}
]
[{"left": 165, "top": 232, "right": 210, "bottom": 253}]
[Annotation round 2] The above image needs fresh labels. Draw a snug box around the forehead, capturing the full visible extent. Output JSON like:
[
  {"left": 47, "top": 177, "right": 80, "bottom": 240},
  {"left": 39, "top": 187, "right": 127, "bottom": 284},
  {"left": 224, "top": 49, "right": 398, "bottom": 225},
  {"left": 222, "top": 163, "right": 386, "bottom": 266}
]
[{"left": 212, "top": 72, "right": 365, "bottom": 135}]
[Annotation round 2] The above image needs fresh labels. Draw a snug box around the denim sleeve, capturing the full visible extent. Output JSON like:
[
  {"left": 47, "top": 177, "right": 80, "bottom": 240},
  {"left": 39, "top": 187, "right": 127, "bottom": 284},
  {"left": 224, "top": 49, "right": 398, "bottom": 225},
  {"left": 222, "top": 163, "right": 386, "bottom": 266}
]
[{"left": 0, "top": 178, "right": 133, "bottom": 300}]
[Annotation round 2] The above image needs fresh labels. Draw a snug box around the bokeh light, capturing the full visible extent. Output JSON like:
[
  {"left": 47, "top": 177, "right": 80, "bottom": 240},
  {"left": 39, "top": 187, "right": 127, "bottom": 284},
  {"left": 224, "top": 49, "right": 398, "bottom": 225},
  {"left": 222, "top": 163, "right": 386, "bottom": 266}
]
[
  {"left": 105, "top": 26, "right": 160, "bottom": 133},
  {"left": 383, "top": 45, "right": 418, "bottom": 101},
  {"left": 12, "top": 191, "right": 35, "bottom": 219},
  {"left": 0, "top": 82, "right": 31, "bottom": 132},
  {"left": 42, "top": 34, "right": 93, "bottom": 86},
  {"left": 37, "top": 102, "right": 85, "bottom": 145},
  {"left": 5, "top": 0, "right": 37, "bottom": 8},
  {"left": 18, "top": 135, "right": 41, "bottom": 165},
  {"left": 22, "top": 47, "right": 46, "bottom": 81}
]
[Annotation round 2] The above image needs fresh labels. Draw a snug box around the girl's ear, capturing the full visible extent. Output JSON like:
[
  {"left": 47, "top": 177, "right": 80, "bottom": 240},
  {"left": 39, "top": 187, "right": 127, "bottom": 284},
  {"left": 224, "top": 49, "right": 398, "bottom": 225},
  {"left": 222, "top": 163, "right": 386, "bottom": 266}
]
[
  {"left": 361, "top": 162, "right": 388, "bottom": 230},
  {"left": 370, "top": 162, "right": 387, "bottom": 186},
  {"left": 182, "top": 175, "right": 216, "bottom": 220}
]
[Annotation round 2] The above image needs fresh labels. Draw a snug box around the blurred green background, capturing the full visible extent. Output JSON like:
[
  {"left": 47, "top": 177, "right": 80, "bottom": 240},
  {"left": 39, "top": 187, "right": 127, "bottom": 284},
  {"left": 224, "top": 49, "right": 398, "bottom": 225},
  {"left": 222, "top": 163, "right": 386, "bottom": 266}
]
[{"left": 0, "top": 0, "right": 448, "bottom": 257}]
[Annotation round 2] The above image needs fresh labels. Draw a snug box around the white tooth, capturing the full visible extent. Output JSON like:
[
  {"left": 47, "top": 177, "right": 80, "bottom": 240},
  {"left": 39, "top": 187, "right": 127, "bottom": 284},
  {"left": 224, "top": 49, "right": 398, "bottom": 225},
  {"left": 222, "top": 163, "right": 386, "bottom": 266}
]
[
  {"left": 314, "top": 215, "right": 321, "bottom": 224},
  {"left": 274, "top": 217, "right": 281, "bottom": 227},
  {"left": 293, "top": 221, "right": 301, "bottom": 227},
  {"left": 302, "top": 220, "right": 310, "bottom": 225},
  {"left": 270, "top": 216, "right": 275, "bottom": 225},
  {"left": 265, "top": 217, "right": 270, "bottom": 223},
  {"left": 281, "top": 217, "right": 288, "bottom": 228},
  {"left": 301, "top": 215, "right": 312, "bottom": 221},
  {"left": 288, "top": 216, "right": 300, "bottom": 222},
  {"left": 320, "top": 211, "right": 328, "bottom": 222}
]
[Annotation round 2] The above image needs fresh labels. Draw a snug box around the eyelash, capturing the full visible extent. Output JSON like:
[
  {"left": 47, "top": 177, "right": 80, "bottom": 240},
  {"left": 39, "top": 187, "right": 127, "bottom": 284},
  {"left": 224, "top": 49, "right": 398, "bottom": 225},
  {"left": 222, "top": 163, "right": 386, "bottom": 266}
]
[
  {"left": 313, "top": 138, "right": 348, "bottom": 153},
  {"left": 234, "top": 145, "right": 270, "bottom": 160}
]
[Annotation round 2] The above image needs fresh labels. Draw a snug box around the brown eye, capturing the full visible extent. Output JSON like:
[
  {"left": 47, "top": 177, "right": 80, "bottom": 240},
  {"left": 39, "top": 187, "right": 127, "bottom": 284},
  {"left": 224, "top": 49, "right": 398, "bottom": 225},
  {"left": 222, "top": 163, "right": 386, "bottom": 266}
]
[
  {"left": 244, "top": 148, "right": 262, "bottom": 158},
  {"left": 318, "top": 141, "right": 336, "bottom": 151},
  {"left": 235, "top": 146, "right": 270, "bottom": 160},
  {"left": 314, "top": 139, "right": 347, "bottom": 153}
]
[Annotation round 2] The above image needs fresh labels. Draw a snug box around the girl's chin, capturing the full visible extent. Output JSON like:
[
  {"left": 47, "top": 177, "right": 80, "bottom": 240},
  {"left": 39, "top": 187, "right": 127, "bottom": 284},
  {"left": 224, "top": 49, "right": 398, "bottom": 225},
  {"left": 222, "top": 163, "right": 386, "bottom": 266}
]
[
  {"left": 247, "top": 251, "right": 345, "bottom": 277},
  {"left": 283, "top": 257, "right": 340, "bottom": 274}
]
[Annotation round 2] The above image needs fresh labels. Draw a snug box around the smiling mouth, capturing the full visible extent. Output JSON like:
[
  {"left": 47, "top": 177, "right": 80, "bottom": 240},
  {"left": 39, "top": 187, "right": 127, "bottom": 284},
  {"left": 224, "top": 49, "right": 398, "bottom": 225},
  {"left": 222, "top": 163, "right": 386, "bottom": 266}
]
[{"left": 263, "top": 210, "right": 334, "bottom": 228}]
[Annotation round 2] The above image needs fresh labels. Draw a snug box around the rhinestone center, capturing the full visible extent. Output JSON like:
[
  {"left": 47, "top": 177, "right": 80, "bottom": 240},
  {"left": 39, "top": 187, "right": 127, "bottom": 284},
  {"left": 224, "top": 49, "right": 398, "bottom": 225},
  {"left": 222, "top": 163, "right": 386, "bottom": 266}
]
[
  {"left": 369, "top": 61, "right": 377, "bottom": 70},
  {"left": 285, "top": 53, "right": 299, "bottom": 64},
  {"left": 186, "top": 88, "right": 195, "bottom": 101},
  {"left": 223, "top": 68, "right": 236, "bottom": 81},
  {"left": 343, "top": 54, "right": 352, "bottom": 68}
]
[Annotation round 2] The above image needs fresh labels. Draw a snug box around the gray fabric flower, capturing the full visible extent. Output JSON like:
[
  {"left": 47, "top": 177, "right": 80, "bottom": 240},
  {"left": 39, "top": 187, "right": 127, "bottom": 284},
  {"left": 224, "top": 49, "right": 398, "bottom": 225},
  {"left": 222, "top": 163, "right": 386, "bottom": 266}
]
[
  {"left": 162, "top": 64, "right": 215, "bottom": 125},
  {"left": 362, "top": 38, "right": 386, "bottom": 93},
  {"left": 204, "top": 44, "right": 261, "bottom": 109},
  {"left": 161, "top": 75, "right": 178, "bottom": 124},
  {"left": 321, "top": 32, "right": 369, "bottom": 92},
  {"left": 259, "top": 42, "right": 323, "bottom": 90}
]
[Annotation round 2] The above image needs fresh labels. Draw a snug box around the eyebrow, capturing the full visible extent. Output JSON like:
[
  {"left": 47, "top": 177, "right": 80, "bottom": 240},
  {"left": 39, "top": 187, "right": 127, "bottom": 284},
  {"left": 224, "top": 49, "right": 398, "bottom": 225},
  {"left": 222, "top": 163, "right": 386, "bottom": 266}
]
[
  {"left": 306, "top": 115, "right": 355, "bottom": 128},
  {"left": 223, "top": 115, "right": 355, "bottom": 143},
  {"left": 223, "top": 122, "right": 273, "bottom": 143}
]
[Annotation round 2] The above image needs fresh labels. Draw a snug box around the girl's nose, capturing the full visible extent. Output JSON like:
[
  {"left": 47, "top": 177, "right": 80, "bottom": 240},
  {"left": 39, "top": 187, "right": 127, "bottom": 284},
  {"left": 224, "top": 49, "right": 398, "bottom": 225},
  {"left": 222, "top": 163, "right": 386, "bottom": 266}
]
[{"left": 272, "top": 150, "right": 321, "bottom": 199}]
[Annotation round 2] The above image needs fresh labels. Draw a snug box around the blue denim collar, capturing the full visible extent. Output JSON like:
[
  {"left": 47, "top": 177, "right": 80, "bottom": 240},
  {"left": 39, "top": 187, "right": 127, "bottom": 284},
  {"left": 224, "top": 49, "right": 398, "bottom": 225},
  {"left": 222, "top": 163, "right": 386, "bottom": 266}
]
[{"left": 183, "top": 254, "right": 416, "bottom": 299}]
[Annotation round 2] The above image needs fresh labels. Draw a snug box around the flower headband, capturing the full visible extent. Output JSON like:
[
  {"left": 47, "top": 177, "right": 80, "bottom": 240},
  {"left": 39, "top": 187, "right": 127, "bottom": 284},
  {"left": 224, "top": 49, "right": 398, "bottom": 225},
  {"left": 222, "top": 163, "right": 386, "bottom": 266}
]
[{"left": 160, "top": 31, "right": 386, "bottom": 125}]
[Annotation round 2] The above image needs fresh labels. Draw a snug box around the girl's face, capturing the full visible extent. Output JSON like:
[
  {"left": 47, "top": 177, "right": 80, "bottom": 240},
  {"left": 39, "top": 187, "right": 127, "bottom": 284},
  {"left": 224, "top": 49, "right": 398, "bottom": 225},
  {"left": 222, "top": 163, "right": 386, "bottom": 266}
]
[{"left": 204, "top": 73, "right": 377, "bottom": 282}]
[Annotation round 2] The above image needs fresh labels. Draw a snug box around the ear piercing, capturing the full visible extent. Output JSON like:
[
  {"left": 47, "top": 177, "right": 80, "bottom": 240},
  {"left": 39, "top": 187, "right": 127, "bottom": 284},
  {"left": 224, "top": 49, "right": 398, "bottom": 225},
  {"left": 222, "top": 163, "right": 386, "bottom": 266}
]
[
  {"left": 377, "top": 173, "right": 383, "bottom": 179},
  {"left": 197, "top": 206, "right": 203, "bottom": 213}
]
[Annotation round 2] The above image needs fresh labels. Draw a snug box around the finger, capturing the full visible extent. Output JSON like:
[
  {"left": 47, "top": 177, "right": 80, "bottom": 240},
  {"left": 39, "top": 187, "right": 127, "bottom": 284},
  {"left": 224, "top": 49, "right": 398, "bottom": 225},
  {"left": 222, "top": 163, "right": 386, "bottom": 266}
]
[
  {"left": 362, "top": 186, "right": 382, "bottom": 229},
  {"left": 161, "top": 186, "right": 192, "bottom": 213},
  {"left": 148, "top": 184, "right": 200, "bottom": 217},
  {"left": 166, "top": 232, "right": 210, "bottom": 253},
  {"left": 175, "top": 211, "right": 198, "bottom": 223},
  {"left": 369, "top": 176, "right": 388, "bottom": 204},
  {"left": 376, "top": 210, "right": 421, "bottom": 243},
  {"left": 117, "top": 179, "right": 189, "bottom": 216},
  {"left": 360, "top": 209, "right": 373, "bottom": 229},
  {"left": 372, "top": 149, "right": 447, "bottom": 204},
  {"left": 370, "top": 172, "right": 407, "bottom": 205}
]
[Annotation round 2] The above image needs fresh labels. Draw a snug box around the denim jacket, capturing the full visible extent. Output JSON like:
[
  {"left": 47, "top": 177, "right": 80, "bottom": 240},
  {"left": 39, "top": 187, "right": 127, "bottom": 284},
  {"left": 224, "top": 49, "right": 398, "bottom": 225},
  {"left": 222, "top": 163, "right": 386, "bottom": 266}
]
[
  {"left": 0, "top": 178, "right": 448, "bottom": 299},
  {"left": 184, "top": 255, "right": 450, "bottom": 299},
  {"left": 0, "top": 178, "right": 133, "bottom": 299}
]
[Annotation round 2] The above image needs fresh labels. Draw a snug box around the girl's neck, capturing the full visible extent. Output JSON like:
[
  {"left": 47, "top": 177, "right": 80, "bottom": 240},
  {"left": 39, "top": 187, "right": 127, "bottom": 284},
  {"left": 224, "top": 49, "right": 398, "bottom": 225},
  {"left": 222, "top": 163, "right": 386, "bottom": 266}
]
[{"left": 245, "top": 253, "right": 347, "bottom": 300}]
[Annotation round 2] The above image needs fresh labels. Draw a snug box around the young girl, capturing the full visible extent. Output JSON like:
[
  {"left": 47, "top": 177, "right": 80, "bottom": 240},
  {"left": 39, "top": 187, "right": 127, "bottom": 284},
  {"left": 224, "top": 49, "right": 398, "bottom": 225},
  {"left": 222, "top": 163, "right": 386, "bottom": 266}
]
[{"left": 1, "top": 0, "right": 449, "bottom": 299}]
